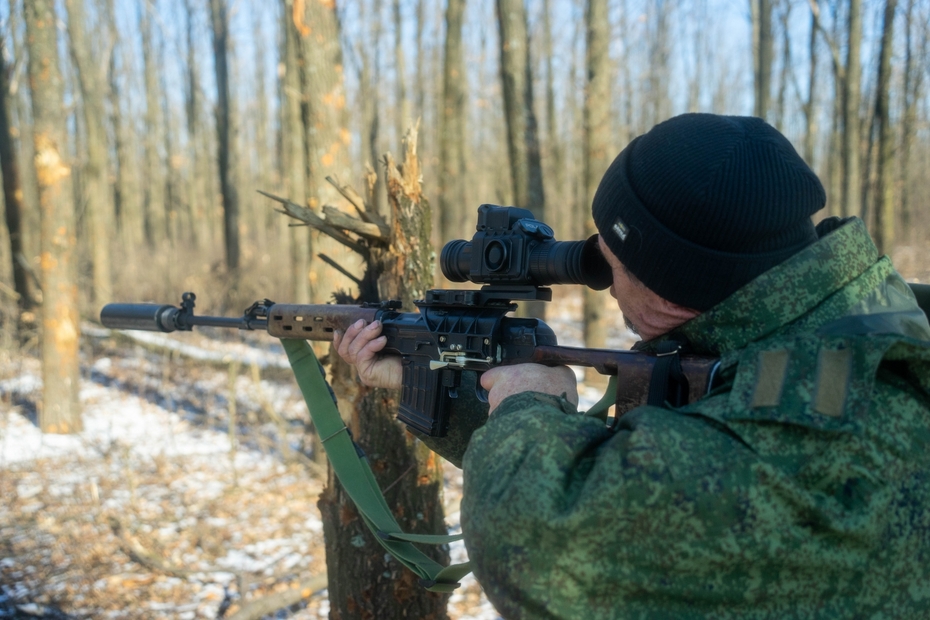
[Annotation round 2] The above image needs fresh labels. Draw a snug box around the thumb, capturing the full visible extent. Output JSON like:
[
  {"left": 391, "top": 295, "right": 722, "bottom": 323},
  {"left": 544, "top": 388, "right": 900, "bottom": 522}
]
[{"left": 480, "top": 366, "right": 504, "bottom": 391}]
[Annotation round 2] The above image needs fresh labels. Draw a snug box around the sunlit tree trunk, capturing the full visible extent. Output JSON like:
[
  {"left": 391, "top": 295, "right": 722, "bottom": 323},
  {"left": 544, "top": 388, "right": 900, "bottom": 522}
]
[
  {"left": 281, "top": 0, "right": 310, "bottom": 303},
  {"left": 25, "top": 0, "right": 81, "bottom": 433},
  {"left": 293, "top": 0, "right": 357, "bottom": 300}
]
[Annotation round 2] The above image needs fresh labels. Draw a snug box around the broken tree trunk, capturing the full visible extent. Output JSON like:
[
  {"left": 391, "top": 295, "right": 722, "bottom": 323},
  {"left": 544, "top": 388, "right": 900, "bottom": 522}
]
[{"left": 266, "top": 126, "right": 450, "bottom": 618}]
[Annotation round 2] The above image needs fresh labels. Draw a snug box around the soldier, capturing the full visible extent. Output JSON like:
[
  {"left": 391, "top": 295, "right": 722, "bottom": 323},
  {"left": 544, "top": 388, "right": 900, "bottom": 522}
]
[{"left": 334, "top": 114, "right": 930, "bottom": 617}]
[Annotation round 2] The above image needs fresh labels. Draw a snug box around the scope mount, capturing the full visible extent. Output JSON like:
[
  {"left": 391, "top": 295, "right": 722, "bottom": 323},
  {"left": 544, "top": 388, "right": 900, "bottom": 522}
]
[{"left": 421, "top": 285, "right": 552, "bottom": 309}]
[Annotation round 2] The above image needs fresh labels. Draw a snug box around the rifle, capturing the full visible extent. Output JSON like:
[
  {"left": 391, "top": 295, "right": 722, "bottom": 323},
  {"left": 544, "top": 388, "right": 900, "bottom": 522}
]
[{"left": 100, "top": 205, "right": 721, "bottom": 436}]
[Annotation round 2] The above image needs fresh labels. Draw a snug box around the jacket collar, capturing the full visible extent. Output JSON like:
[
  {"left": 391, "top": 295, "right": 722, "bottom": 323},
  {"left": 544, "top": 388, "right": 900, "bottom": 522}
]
[{"left": 660, "top": 217, "right": 879, "bottom": 356}]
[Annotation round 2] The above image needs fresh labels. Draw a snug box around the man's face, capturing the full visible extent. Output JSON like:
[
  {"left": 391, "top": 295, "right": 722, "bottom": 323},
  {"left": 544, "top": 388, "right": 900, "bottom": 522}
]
[
  {"left": 597, "top": 235, "right": 642, "bottom": 336},
  {"left": 596, "top": 234, "right": 701, "bottom": 341}
]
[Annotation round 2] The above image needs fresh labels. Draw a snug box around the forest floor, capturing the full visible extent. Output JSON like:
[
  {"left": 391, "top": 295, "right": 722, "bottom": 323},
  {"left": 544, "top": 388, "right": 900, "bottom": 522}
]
[{"left": 0, "top": 292, "right": 636, "bottom": 620}]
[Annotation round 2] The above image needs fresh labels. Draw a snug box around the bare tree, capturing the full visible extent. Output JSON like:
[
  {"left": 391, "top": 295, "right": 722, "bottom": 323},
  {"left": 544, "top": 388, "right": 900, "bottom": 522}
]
[
  {"left": 292, "top": 0, "right": 358, "bottom": 300},
  {"left": 752, "top": 0, "right": 774, "bottom": 120},
  {"left": 899, "top": 0, "right": 924, "bottom": 233},
  {"left": 871, "top": 0, "right": 898, "bottom": 253},
  {"left": 67, "top": 0, "right": 113, "bottom": 308},
  {"left": 0, "top": 30, "right": 38, "bottom": 324},
  {"left": 281, "top": 0, "right": 310, "bottom": 303},
  {"left": 274, "top": 130, "right": 451, "bottom": 619},
  {"left": 140, "top": 1, "right": 166, "bottom": 247},
  {"left": 843, "top": 0, "right": 862, "bottom": 218},
  {"left": 496, "top": 0, "right": 545, "bottom": 214},
  {"left": 582, "top": 0, "right": 611, "bottom": 380},
  {"left": 394, "top": 0, "right": 410, "bottom": 149},
  {"left": 24, "top": 0, "right": 81, "bottom": 433},
  {"left": 210, "top": 0, "right": 240, "bottom": 272},
  {"left": 438, "top": 0, "right": 468, "bottom": 256}
]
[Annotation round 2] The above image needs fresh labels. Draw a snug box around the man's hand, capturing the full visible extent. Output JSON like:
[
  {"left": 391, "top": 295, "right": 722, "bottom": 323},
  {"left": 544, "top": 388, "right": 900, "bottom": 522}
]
[
  {"left": 332, "top": 320, "right": 403, "bottom": 389},
  {"left": 480, "top": 364, "right": 578, "bottom": 414}
]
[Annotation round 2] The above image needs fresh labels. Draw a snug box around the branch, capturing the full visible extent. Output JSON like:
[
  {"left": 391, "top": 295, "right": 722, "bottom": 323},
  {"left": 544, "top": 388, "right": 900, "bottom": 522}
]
[
  {"left": 258, "top": 190, "right": 368, "bottom": 257},
  {"left": 226, "top": 574, "right": 328, "bottom": 620},
  {"left": 321, "top": 204, "right": 389, "bottom": 241},
  {"left": 325, "top": 174, "right": 389, "bottom": 232},
  {"left": 807, "top": 0, "right": 845, "bottom": 82},
  {"left": 317, "top": 253, "right": 363, "bottom": 286}
]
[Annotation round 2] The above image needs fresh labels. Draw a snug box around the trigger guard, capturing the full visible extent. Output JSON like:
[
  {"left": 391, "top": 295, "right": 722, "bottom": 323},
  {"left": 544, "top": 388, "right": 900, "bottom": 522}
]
[{"left": 474, "top": 384, "right": 489, "bottom": 404}]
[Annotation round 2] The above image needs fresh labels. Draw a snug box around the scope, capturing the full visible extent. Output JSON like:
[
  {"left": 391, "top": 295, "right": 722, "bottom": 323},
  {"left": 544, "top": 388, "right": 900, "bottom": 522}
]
[{"left": 440, "top": 204, "right": 613, "bottom": 291}]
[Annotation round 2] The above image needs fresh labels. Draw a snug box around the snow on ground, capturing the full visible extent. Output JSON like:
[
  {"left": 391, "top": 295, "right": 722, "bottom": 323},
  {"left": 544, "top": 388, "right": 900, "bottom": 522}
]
[{"left": 0, "top": 295, "right": 635, "bottom": 619}]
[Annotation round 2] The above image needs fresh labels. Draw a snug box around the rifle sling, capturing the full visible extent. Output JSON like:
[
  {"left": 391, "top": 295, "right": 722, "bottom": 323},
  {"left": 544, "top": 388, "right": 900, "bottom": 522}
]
[{"left": 281, "top": 339, "right": 470, "bottom": 593}]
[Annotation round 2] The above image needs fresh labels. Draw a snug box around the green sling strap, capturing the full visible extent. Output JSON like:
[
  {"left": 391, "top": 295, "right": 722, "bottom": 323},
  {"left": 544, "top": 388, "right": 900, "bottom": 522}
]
[{"left": 281, "top": 339, "right": 471, "bottom": 593}]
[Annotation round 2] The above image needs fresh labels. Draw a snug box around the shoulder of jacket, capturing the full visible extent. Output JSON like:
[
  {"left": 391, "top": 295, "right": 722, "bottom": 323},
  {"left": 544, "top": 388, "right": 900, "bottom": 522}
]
[{"left": 720, "top": 332, "right": 929, "bottom": 432}]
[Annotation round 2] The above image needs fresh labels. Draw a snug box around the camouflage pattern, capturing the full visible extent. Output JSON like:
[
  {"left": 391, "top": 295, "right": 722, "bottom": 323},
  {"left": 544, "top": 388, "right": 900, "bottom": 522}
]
[{"left": 459, "top": 217, "right": 930, "bottom": 619}]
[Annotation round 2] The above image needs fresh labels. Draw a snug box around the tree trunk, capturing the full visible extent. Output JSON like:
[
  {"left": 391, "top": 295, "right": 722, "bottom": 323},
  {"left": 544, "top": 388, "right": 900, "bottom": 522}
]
[
  {"left": 582, "top": 0, "right": 611, "bottom": 382},
  {"left": 753, "top": 0, "right": 774, "bottom": 120},
  {"left": 803, "top": 5, "right": 819, "bottom": 167},
  {"left": 293, "top": 0, "right": 357, "bottom": 301},
  {"left": 438, "top": 0, "right": 468, "bottom": 265},
  {"left": 25, "top": 0, "right": 82, "bottom": 433},
  {"left": 106, "top": 0, "right": 141, "bottom": 259},
  {"left": 871, "top": 0, "right": 897, "bottom": 254},
  {"left": 899, "top": 0, "right": 921, "bottom": 233},
  {"left": 394, "top": 0, "right": 410, "bottom": 150},
  {"left": 843, "top": 0, "right": 862, "bottom": 219},
  {"left": 210, "top": 0, "right": 240, "bottom": 273},
  {"left": 0, "top": 33, "right": 38, "bottom": 323},
  {"left": 318, "top": 129, "right": 450, "bottom": 620},
  {"left": 282, "top": 0, "right": 311, "bottom": 304},
  {"left": 67, "top": 0, "right": 113, "bottom": 310},
  {"left": 140, "top": 2, "right": 166, "bottom": 248},
  {"left": 496, "top": 0, "right": 546, "bottom": 320},
  {"left": 496, "top": 0, "right": 544, "bottom": 214}
]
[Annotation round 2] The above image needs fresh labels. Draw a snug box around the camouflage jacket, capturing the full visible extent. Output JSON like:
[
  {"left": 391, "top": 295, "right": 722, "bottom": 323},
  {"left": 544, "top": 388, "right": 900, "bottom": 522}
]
[{"left": 458, "top": 217, "right": 930, "bottom": 619}]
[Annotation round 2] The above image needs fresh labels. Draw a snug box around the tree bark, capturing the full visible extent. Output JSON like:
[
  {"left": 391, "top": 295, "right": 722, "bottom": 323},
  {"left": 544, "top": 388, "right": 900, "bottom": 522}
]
[
  {"left": 394, "top": 0, "right": 410, "bottom": 150},
  {"left": 282, "top": 0, "right": 311, "bottom": 304},
  {"left": 293, "top": 0, "right": 357, "bottom": 301},
  {"left": 210, "top": 0, "right": 240, "bottom": 272},
  {"left": 67, "top": 0, "right": 113, "bottom": 309},
  {"left": 752, "top": 0, "right": 774, "bottom": 120},
  {"left": 803, "top": 5, "right": 819, "bottom": 167},
  {"left": 871, "top": 0, "right": 897, "bottom": 253},
  {"left": 496, "top": 0, "right": 545, "bottom": 215},
  {"left": 317, "top": 129, "right": 450, "bottom": 620},
  {"left": 438, "top": 0, "right": 468, "bottom": 262},
  {"left": 899, "top": 0, "right": 922, "bottom": 233},
  {"left": 0, "top": 32, "right": 38, "bottom": 323},
  {"left": 582, "top": 0, "right": 610, "bottom": 381},
  {"left": 140, "top": 1, "right": 166, "bottom": 248},
  {"left": 843, "top": 0, "right": 862, "bottom": 218},
  {"left": 25, "top": 0, "right": 82, "bottom": 433}
]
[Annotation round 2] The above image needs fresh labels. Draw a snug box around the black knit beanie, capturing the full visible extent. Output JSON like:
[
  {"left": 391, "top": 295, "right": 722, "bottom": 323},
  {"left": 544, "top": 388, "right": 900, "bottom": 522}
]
[{"left": 592, "top": 113, "right": 825, "bottom": 312}]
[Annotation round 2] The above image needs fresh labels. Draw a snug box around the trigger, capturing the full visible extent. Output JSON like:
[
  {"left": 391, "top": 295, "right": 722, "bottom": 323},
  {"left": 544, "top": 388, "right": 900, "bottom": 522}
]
[{"left": 475, "top": 384, "right": 489, "bottom": 404}]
